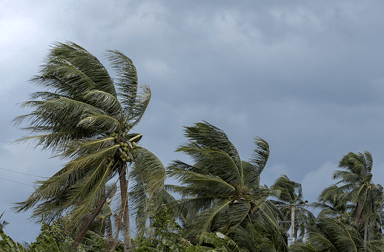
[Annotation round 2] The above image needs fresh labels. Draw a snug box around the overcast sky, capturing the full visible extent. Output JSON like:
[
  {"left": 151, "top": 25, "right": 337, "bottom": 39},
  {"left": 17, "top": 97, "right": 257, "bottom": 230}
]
[{"left": 2, "top": 0, "right": 384, "bottom": 243}]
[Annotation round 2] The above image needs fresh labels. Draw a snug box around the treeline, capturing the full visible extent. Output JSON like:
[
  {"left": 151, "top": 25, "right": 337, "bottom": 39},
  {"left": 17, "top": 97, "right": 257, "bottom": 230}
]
[{"left": 1, "top": 42, "right": 383, "bottom": 252}]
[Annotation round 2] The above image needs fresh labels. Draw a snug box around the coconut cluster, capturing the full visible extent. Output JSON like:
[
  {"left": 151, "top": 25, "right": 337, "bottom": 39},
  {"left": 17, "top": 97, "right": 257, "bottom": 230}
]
[
  {"left": 119, "top": 142, "right": 132, "bottom": 162},
  {"left": 106, "top": 156, "right": 115, "bottom": 166},
  {"left": 108, "top": 131, "right": 140, "bottom": 164},
  {"left": 110, "top": 132, "right": 119, "bottom": 140}
]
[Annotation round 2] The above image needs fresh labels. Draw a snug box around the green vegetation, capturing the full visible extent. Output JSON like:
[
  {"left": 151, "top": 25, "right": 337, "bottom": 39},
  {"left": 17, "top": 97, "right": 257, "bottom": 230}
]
[{"left": 2, "top": 42, "right": 384, "bottom": 251}]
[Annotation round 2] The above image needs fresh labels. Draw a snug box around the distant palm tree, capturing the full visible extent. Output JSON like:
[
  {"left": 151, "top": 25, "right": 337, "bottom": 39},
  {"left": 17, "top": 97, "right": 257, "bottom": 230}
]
[
  {"left": 13, "top": 42, "right": 165, "bottom": 252},
  {"left": 167, "top": 121, "right": 271, "bottom": 239},
  {"left": 270, "top": 175, "right": 314, "bottom": 243},
  {"left": 333, "top": 151, "right": 384, "bottom": 247}
]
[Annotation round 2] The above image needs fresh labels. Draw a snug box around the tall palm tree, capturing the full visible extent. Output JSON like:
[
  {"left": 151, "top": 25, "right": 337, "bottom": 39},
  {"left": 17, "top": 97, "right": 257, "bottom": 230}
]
[
  {"left": 270, "top": 175, "right": 314, "bottom": 244},
  {"left": 333, "top": 151, "right": 384, "bottom": 247},
  {"left": 167, "top": 121, "right": 271, "bottom": 239},
  {"left": 13, "top": 42, "right": 165, "bottom": 252}
]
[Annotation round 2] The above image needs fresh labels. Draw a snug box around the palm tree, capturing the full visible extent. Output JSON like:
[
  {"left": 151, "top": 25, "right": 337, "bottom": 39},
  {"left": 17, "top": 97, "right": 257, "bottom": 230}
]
[
  {"left": 167, "top": 121, "right": 271, "bottom": 239},
  {"left": 270, "top": 175, "right": 314, "bottom": 244},
  {"left": 13, "top": 42, "right": 165, "bottom": 252},
  {"left": 333, "top": 151, "right": 384, "bottom": 247}
]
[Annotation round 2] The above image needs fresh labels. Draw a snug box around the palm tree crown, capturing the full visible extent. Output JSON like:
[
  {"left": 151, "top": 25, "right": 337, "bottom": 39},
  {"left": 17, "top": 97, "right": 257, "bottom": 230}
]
[{"left": 168, "top": 121, "right": 271, "bottom": 238}]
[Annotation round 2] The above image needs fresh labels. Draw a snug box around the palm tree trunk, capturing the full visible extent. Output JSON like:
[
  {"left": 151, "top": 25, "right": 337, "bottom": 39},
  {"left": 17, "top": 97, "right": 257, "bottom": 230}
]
[
  {"left": 364, "top": 220, "right": 368, "bottom": 248},
  {"left": 70, "top": 192, "right": 110, "bottom": 249},
  {"left": 291, "top": 205, "right": 296, "bottom": 244},
  {"left": 119, "top": 165, "right": 131, "bottom": 252}
]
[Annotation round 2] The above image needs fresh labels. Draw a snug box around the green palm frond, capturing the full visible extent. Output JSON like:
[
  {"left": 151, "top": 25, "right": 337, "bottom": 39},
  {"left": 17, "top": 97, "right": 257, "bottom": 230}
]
[
  {"left": 60, "top": 137, "right": 116, "bottom": 159},
  {"left": 233, "top": 207, "right": 289, "bottom": 252},
  {"left": 255, "top": 201, "right": 281, "bottom": 230},
  {"left": 64, "top": 162, "right": 113, "bottom": 230},
  {"left": 77, "top": 114, "right": 121, "bottom": 132},
  {"left": 211, "top": 201, "right": 251, "bottom": 234},
  {"left": 83, "top": 90, "right": 123, "bottom": 117},
  {"left": 174, "top": 146, "right": 241, "bottom": 185},
  {"left": 129, "top": 85, "right": 151, "bottom": 127},
  {"left": 250, "top": 137, "right": 270, "bottom": 178},
  {"left": 129, "top": 147, "right": 166, "bottom": 237},
  {"left": 242, "top": 161, "right": 261, "bottom": 190},
  {"left": 182, "top": 121, "right": 243, "bottom": 178},
  {"left": 44, "top": 42, "right": 116, "bottom": 95},
  {"left": 106, "top": 50, "right": 138, "bottom": 115},
  {"left": 185, "top": 199, "right": 232, "bottom": 238},
  {"left": 167, "top": 166, "right": 236, "bottom": 196}
]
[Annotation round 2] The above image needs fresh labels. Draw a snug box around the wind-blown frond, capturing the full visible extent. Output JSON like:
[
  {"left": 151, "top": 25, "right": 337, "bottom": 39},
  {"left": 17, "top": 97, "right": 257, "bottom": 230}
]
[
  {"left": 251, "top": 137, "right": 270, "bottom": 178},
  {"left": 106, "top": 50, "right": 138, "bottom": 114},
  {"left": 185, "top": 199, "right": 232, "bottom": 238},
  {"left": 129, "top": 85, "right": 151, "bottom": 127},
  {"left": 83, "top": 90, "right": 123, "bottom": 117},
  {"left": 41, "top": 42, "right": 116, "bottom": 96},
  {"left": 167, "top": 166, "right": 236, "bottom": 197},
  {"left": 182, "top": 122, "right": 243, "bottom": 179},
  {"left": 129, "top": 147, "right": 166, "bottom": 237},
  {"left": 174, "top": 145, "right": 241, "bottom": 185},
  {"left": 60, "top": 137, "right": 116, "bottom": 159},
  {"left": 77, "top": 114, "right": 120, "bottom": 132}
]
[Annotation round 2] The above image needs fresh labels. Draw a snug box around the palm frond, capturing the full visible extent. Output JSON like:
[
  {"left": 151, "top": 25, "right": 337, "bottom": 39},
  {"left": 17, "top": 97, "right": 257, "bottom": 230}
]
[
  {"left": 83, "top": 90, "right": 123, "bottom": 117},
  {"left": 60, "top": 137, "right": 116, "bottom": 159},
  {"left": 185, "top": 199, "right": 232, "bottom": 238},
  {"left": 167, "top": 166, "right": 236, "bottom": 197},
  {"left": 250, "top": 137, "right": 270, "bottom": 178},
  {"left": 175, "top": 145, "right": 241, "bottom": 185},
  {"left": 129, "top": 147, "right": 166, "bottom": 237},
  {"left": 129, "top": 85, "right": 151, "bottom": 127},
  {"left": 182, "top": 122, "right": 243, "bottom": 178},
  {"left": 40, "top": 42, "right": 116, "bottom": 96},
  {"left": 77, "top": 114, "right": 121, "bottom": 132},
  {"left": 106, "top": 50, "right": 138, "bottom": 114}
]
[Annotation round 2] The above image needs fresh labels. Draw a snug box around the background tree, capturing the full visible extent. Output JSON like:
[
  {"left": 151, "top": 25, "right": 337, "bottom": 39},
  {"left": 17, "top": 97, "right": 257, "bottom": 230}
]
[
  {"left": 333, "top": 151, "right": 384, "bottom": 247},
  {"left": 13, "top": 42, "right": 164, "bottom": 252},
  {"left": 270, "top": 175, "right": 314, "bottom": 243}
]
